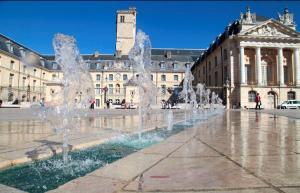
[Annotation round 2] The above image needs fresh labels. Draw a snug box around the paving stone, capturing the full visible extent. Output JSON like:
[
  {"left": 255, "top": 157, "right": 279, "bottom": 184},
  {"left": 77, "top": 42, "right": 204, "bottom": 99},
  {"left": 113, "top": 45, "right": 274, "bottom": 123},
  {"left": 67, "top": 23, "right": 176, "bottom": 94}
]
[
  {"left": 46, "top": 175, "right": 126, "bottom": 193},
  {"left": 0, "top": 184, "right": 27, "bottom": 193},
  {"left": 280, "top": 187, "right": 300, "bottom": 193},
  {"left": 124, "top": 157, "right": 268, "bottom": 191},
  {"left": 170, "top": 138, "right": 220, "bottom": 157},
  {"left": 118, "top": 189, "right": 278, "bottom": 193},
  {"left": 231, "top": 155, "right": 300, "bottom": 186},
  {"left": 89, "top": 152, "right": 164, "bottom": 181}
]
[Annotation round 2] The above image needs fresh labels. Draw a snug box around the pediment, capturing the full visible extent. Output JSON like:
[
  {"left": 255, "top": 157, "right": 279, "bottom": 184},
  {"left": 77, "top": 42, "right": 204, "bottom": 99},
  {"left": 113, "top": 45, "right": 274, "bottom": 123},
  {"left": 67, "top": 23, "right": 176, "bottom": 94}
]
[{"left": 240, "top": 20, "right": 300, "bottom": 38}]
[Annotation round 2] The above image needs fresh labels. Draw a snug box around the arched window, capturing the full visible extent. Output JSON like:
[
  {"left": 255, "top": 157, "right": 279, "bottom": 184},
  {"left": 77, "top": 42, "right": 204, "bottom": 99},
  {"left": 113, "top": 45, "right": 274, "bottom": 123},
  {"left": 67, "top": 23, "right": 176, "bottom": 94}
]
[
  {"left": 248, "top": 90, "right": 257, "bottom": 102},
  {"left": 287, "top": 91, "right": 296, "bottom": 100}
]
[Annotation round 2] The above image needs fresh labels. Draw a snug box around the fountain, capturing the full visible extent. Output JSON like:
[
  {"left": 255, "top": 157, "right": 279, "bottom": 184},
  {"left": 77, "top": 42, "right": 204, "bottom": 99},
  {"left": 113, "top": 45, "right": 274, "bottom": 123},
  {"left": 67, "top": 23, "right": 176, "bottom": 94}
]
[
  {"left": 43, "top": 33, "right": 94, "bottom": 164},
  {"left": 166, "top": 109, "right": 174, "bottom": 131},
  {"left": 179, "top": 65, "right": 195, "bottom": 124},
  {"left": 129, "top": 30, "right": 157, "bottom": 138}
]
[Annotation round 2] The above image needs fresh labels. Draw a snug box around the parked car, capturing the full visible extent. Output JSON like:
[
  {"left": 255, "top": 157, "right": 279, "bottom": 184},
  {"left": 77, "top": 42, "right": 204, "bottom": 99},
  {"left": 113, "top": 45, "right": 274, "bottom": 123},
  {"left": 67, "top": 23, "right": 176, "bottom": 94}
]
[{"left": 277, "top": 100, "right": 300, "bottom": 109}]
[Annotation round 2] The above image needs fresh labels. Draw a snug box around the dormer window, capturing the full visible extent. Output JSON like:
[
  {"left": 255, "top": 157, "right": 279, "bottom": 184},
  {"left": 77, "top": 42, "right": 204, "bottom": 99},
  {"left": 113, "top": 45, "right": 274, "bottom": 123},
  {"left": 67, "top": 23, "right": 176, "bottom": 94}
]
[
  {"left": 96, "top": 63, "right": 101, "bottom": 69},
  {"left": 116, "top": 50, "right": 122, "bottom": 58},
  {"left": 40, "top": 58, "right": 45, "bottom": 67},
  {"left": 165, "top": 51, "right": 172, "bottom": 59},
  {"left": 6, "top": 41, "right": 13, "bottom": 53},
  {"left": 173, "top": 62, "right": 178, "bottom": 70},
  {"left": 160, "top": 62, "right": 166, "bottom": 69},
  {"left": 185, "top": 63, "right": 191, "bottom": 69},
  {"left": 19, "top": 47, "right": 26, "bottom": 58},
  {"left": 120, "top": 16, "right": 125, "bottom": 23},
  {"left": 53, "top": 62, "right": 58, "bottom": 70}
]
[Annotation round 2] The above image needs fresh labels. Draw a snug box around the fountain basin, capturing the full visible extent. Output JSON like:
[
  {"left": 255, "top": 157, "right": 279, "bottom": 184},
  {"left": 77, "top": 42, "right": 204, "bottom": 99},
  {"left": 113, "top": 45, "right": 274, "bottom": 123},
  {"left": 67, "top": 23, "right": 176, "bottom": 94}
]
[{"left": 0, "top": 116, "right": 208, "bottom": 193}]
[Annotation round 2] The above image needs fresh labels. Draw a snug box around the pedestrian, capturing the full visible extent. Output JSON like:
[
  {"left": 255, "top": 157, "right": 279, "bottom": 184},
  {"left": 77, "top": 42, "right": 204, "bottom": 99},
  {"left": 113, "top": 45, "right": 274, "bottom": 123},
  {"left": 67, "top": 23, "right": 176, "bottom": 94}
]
[
  {"left": 0, "top": 99, "right": 2, "bottom": 108},
  {"left": 255, "top": 93, "right": 261, "bottom": 110},
  {"left": 90, "top": 98, "right": 95, "bottom": 109},
  {"left": 106, "top": 100, "right": 110, "bottom": 109}
]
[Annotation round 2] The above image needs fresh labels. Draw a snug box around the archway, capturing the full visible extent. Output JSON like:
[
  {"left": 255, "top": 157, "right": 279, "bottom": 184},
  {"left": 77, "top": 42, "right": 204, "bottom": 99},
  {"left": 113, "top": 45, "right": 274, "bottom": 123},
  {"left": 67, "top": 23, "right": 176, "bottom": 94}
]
[{"left": 267, "top": 90, "right": 278, "bottom": 109}]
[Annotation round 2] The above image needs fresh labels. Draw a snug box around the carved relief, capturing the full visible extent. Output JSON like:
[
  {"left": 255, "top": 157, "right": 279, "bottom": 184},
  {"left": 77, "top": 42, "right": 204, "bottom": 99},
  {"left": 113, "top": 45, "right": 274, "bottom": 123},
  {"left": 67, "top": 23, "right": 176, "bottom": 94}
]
[{"left": 246, "top": 25, "right": 289, "bottom": 37}]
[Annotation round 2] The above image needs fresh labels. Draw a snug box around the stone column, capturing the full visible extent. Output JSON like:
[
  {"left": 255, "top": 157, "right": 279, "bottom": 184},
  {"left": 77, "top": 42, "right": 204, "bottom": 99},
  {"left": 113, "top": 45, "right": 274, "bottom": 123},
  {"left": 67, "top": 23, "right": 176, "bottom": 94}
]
[
  {"left": 240, "top": 46, "right": 246, "bottom": 85},
  {"left": 229, "top": 49, "right": 235, "bottom": 87},
  {"left": 294, "top": 48, "right": 300, "bottom": 86},
  {"left": 278, "top": 47, "right": 285, "bottom": 86},
  {"left": 256, "top": 47, "right": 262, "bottom": 85}
]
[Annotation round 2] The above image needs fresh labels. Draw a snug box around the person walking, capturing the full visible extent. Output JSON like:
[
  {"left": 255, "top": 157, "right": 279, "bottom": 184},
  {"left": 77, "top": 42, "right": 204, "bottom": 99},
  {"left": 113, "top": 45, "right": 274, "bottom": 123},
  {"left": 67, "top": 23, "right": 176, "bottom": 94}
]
[{"left": 255, "top": 93, "right": 261, "bottom": 110}]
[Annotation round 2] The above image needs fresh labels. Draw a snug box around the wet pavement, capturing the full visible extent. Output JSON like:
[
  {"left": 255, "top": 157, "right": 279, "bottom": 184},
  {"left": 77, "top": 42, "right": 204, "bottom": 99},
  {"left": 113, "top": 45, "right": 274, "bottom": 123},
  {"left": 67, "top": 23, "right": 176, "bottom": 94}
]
[
  {"left": 0, "top": 109, "right": 186, "bottom": 168},
  {"left": 47, "top": 110, "right": 300, "bottom": 193}
]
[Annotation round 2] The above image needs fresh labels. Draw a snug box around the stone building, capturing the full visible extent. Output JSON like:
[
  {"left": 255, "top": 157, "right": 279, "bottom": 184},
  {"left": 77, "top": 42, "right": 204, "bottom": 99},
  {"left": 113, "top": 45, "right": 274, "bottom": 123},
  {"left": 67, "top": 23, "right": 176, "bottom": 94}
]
[
  {"left": 192, "top": 7, "right": 300, "bottom": 109},
  {"left": 0, "top": 7, "right": 203, "bottom": 108}
]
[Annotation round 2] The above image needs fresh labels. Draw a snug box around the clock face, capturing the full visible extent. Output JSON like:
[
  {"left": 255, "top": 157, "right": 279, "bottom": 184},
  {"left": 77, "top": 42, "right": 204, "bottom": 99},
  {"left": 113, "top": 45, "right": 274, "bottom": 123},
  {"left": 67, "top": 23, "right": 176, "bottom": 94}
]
[{"left": 115, "top": 73, "right": 121, "bottom": 81}]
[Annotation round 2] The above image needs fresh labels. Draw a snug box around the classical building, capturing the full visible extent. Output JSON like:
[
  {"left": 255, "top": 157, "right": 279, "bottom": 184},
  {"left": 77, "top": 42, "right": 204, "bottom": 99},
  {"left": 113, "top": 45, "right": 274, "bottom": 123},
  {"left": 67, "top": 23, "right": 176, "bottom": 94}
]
[
  {"left": 192, "top": 7, "right": 300, "bottom": 109},
  {"left": 0, "top": 7, "right": 203, "bottom": 108}
]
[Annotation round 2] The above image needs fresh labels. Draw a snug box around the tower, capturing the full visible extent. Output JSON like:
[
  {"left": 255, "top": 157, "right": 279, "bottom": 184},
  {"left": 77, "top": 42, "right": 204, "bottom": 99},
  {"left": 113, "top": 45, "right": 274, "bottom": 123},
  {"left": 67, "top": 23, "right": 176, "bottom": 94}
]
[{"left": 115, "top": 7, "right": 136, "bottom": 56}]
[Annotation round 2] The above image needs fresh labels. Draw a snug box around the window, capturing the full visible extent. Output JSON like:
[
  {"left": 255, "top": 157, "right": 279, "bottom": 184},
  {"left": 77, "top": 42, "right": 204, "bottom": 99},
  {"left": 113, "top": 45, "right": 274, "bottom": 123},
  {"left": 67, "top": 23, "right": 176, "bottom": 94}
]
[
  {"left": 22, "top": 77, "right": 26, "bottom": 89},
  {"left": 161, "top": 85, "right": 166, "bottom": 95},
  {"left": 166, "top": 51, "right": 171, "bottom": 59},
  {"left": 109, "top": 74, "right": 113, "bottom": 81},
  {"left": 284, "top": 66, "right": 288, "bottom": 83},
  {"left": 173, "top": 63, "right": 178, "bottom": 69},
  {"left": 287, "top": 91, "right": 296, "bottom": 100},
  {"left": 96, "top": 63, "right": 101, "bottom": 69},
  {"left": 224, "top": 66, "right": 228, "bottom": 81},
  {"left": 161, "top": 74, "right": 166, "bottom": 81},
  {"left": 23, "top": 65, "right": 26, "bottom": 73},
  {"left": 96, "top": 99, "right": 100, "bottom": 107},
  {"left": 33, "top": 69, "right": 37, "bottom": 76},
  {"left": 208, "top": 62, "right": 211, "bottom": 71},
  {"left": 33, "top": 80, "right": 36, "bottom": 91},
  {"left": 214, "top": 56, "right": 217, "bottom": 66},
  {"left": 42, "top": 72, "right": 45, "bottom": 79},
  {"left": 248, "top": 90, "right": 257, "bottom": 102},
  {"left": 120, "top": 15, "right": 125, "bottom": 23},
  {"left": 203, "top": 66, "right": 206, "bottom": 75},
  {"left": 245, "top": 65, "right": 251, "bottom": 83},
  {"left": 53, "top": 62, "right": 58, "bottom": 70},
  {"left": 52, "top": 74, "right": 56, "bottom": 80},
  {"left": 208, "top": 75, "right": 211, "bottom": 86},
  {"left": 96, "top": 74, "right": 101, "bottom": 81},
  {"left": 95, "top": 84, "right": 101, "bottom": 95},
  {"left": 174, "top": 75, "right": 178, "bottom": 81},
  {"left": 9, "top": 74, "right": 14, "bottom": 87},
  {"left": 223, "top": 49, "right": 228, "bottom": 60},
  {"left": 108, "top": 84, "right": 113, "bottom": 94},
  {"left": 151, "top": 74, "right": 153, "bottom": 81},
  {"left": 116, "top": 84, "right": 120, "bottom": 93},
  {"left": 123, "top": 74, "right": 128, "bottom": 81},
  {"left": 214, "top": 71, "right": 218, "bottom": 86},
  {"left": 10, "top": 61, "right": 14, "bottom": 70},
  {"left": 160, "top": 62, "right": 166, "bottom": 69}
]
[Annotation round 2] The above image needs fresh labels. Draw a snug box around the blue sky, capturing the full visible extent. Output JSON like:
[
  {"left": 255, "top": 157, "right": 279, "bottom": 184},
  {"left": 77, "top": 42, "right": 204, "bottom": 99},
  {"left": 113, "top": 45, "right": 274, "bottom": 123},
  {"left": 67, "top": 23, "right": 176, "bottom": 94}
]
[{"left": 0, "top": 1, "right": 299, "bottom": 55}]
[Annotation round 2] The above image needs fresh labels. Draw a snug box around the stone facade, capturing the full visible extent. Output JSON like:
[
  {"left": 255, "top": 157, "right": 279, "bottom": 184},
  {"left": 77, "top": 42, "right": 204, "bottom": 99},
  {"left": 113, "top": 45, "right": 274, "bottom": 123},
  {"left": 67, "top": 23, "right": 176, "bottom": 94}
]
[{"left": 192, "top": 7, "right": 300, "bottom": 109}]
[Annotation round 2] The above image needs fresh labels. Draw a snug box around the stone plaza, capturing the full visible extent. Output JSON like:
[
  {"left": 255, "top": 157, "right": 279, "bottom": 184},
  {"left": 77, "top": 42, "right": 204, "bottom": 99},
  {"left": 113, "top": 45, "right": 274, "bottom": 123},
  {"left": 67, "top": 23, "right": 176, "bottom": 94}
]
[{"left": 0, "top": 109, "right": 300, "bottom": 193}]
